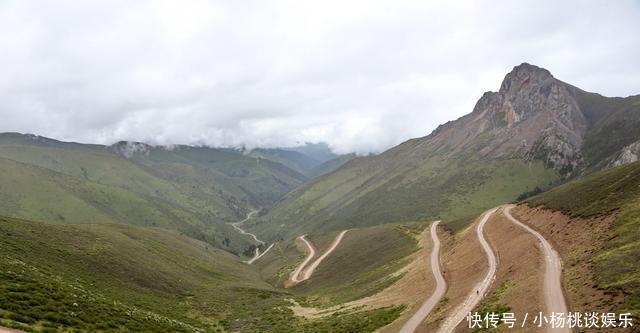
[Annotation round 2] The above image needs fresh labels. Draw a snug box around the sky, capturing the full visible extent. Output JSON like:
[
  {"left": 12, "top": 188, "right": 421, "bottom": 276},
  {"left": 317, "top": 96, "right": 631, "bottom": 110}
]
[{"left": 0, "top": 0, "right": 639, "bottom": 154}]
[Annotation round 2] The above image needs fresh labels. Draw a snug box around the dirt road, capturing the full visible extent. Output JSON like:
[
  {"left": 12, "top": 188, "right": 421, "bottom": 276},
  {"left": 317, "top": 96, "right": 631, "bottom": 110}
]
[
  {"left": 301, "top": 230, "right": 349, "bottom": 281},
  {"left": 399, "top": 221, "right": 446, "bottom": 333},
  {"left": 504, "top": 205, "right": 571, "bottom": 333},
  {"left": 246, "top": 243, "right": 275, "bottom": 264},
  {"left": 229, "top": 210, "right": 276, "bottom": 265},
  {"left": 230, "top": 210, "right": 263, "bottom": 245},
  {"left": 438, "top": 208, "right": 498, "bottom": 333},
  {"left": 290, "top": 235, "right": 317, "bottom": 283},
  {"left": 289, "top": 230, "right": 349, "bottom": 285}
]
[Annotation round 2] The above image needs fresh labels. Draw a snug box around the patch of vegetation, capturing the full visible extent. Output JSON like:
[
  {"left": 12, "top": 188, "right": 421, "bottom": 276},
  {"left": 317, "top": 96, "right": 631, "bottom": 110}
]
[
  {"left": 0, "top": 134, "right": 316, "bottom": 254},
  {"left": 291, "top": 225, "right": 419, "bottom": 307},
  {"left": 580, "top": 95, "right": 640, "bottom": 166},
  {"left": 528, "top": 160, "right": 640, "bottom": 315},
  {"left": 253, "top": 154, "right": 559, "bottom": 241},
  {"left": 472, "top": 283, "right": 511, "bottom": 333},
  {"left": 0, "top": 216, "right": 407, "bottom": 332},
  {"left": 294, "top": 306, "right": 404, "bottom": 333}
]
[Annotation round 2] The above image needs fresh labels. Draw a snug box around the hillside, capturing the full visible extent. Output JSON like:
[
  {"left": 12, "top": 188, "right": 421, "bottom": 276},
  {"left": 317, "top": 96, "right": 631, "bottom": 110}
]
[
  {"left": 250, "top": 63, "right": 640, "bottom": 240},
  {"left": 0, "top": 133, "right": 310, "bottom": 254},
  {"left": 526, "top": 160, "right": 640, "bottom": 315},
  {"left": 248, "top": 144, "right": 353, "bottom": 178},
  {"left": 0, "top": 216, "right": 405, "bottom": 333}
]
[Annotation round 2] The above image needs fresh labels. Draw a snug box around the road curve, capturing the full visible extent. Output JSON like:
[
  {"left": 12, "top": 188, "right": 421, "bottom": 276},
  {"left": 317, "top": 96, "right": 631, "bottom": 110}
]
[
  {"left": 504, "top": 205, "right": 571, "bottom": 333},
  {"left": 399, "top": 221, "right": 446, "bottom": 333},
  {"left": 230, "top": 210, "right": 264, "bottom": 245},
  {"left": 438, "top": 208, "right": 498, "bottom": 333},
  {"left": 290, "top": 235, "right": 317, "bottom": 283},
  {"left": 301, "top": 230, "right": 349, "bottom": 281},
  {"left": 247, "top": 243, "right": 275, "bottom": 264}
]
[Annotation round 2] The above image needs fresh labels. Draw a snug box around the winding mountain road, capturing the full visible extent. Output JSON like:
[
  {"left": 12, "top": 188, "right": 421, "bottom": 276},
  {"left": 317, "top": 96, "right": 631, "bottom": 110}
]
[
  {"left": 228, "top": 210, "right": 275, "bottom": 264},
  {"left": 290, "top": 230, "right": 350, "bottom": 285},
  {"left": 438, "top": 208, "right": 498, "bottom": 333},
  {"left": 399, "top": 221, "right": 446, "bottom": 333},
  {"left": 504, "top": 205, "right": 570, "bottom": 333},
  {"left": 290, "top": 235, "right": 317, "bottom": 283},
  {"left": 301, "top": 230, "right": 349, "bottom": 281},
  {"left": 230, "top": 210, "right": 263, "bottom": 245}
]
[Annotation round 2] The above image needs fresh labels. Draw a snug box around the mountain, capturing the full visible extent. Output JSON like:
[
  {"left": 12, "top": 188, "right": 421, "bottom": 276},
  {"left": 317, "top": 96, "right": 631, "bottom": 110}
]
[
  {"left": 250, "top": 63, "right": 640, "bottom": 240},
  {"left": 307, "top": 153, "right": 356, "bottom": 178},
  {"left": 0, "top": 133, "right": 308, "bottom": 254},
  {"left": 247, "top": 143, "right": 353, "bottom": 178},
  {"left": 247, "top": 148, "right": 322, "bottom": 178},
  {"left": 281, "top": 142, "right": 338, "bottom": 163}
]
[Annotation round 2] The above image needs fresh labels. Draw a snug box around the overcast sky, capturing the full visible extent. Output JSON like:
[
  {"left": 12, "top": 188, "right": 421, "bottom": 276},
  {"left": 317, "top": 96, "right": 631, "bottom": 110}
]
[{"left": 1, "top": 0, "right": 639, "bottom": 154}]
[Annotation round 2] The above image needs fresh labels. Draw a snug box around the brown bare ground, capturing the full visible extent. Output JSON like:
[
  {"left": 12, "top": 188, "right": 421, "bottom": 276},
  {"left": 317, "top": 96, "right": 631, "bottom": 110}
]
[
  {"left": 417, "top": 220, "right": 488, "bottom": 332},
  {"left": 478, "top": 208, "right": 545, "bottom": 333},
  {"left": 512, "top": 204, "right": 628, "bottom": 333}
]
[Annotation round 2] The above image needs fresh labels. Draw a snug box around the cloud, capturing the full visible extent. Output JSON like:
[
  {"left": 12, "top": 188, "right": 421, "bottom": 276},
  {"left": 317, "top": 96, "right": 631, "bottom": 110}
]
[{"left": 0, "top": 0, "right": 638, "bottom": 154}]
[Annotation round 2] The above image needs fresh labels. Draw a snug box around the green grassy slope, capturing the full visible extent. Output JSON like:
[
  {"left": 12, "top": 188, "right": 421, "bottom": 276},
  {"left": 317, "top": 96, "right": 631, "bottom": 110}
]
[
  {"left": 250, "top": 147, "right": 559, "bottom": 241},
  {"left": 527, "top": 160, "right": 640, "bottom": 314},
  {"left": 248, "top": 148, "right": 321, "bottom": 177},
  {"left": 579, "top": 94, "right": 640, "bottom": 166},
  {"left": 0, "top": 133, "right": 310, "bottom": 254},
  {"left": 307, "top": 153, "right": 356, "bottom": 178},
  {"left": 128, "top": 144, "right": 308, "bottom": 209},
  {"left": 255, "top": 224, "right": 422, "bottom": 307},
  {"left": 294, "top": 224, "right": 421, "bottom": 307},
  {"left": 0, "top": 156, "right": 254, "bottom": 254},
  {"left": 0, "top": 216, "right": 403, "bottom": 333}
]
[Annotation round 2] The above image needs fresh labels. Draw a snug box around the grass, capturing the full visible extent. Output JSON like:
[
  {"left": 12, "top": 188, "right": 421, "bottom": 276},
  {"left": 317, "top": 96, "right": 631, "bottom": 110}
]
[
  {"left": 0, "top": 133, "right": 312, "bottom": 255},
  {"left": 255, "top": 224, "right": 422, "bottom": 309},
  {"left": 253, "top": 153, "right": 559, "bottom": 241},
  {"left": 294, "top": 224, "right": 420, "bottom": 307},
  {"left": 528, "top": 160, "right": 640, "bottom": 315},
  {"left": 0, "top": 216, "right": 406, "bottom": 332},
  {"left": 471, "top": 283, "right": 511, "bottom": 333}
]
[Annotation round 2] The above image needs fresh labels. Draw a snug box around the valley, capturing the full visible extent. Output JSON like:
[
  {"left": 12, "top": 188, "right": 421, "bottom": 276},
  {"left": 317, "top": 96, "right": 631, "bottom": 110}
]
[{"left": 1, "top": 63, "right": 639, "bottom": 333}]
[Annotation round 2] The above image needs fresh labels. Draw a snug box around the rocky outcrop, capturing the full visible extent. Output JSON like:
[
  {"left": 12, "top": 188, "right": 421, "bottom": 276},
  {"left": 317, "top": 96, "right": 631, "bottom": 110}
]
[
  {"left": 609, "top": 140, "right": 640, "bottom": 167},
  {"left": 426, "top": 63, "right": 588, "bottom": 176},
  {"left": 110, "top": 141, "right": 152, "bottom": 158}
]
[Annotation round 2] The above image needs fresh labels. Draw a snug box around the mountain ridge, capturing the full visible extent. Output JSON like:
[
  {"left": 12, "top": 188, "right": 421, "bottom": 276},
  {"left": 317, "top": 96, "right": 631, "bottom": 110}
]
[{"left": 249, "top": 63, "right": 640, "bottom": 240}]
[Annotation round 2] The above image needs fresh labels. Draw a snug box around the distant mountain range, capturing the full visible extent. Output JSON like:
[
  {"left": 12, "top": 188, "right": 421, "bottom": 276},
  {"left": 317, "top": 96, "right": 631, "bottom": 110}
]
[
  {"left": 0, "top": 133, "right": 352, "bottom": 254},
  {"left": 249, "top": 63, "right": 640, "bottom": 240}
]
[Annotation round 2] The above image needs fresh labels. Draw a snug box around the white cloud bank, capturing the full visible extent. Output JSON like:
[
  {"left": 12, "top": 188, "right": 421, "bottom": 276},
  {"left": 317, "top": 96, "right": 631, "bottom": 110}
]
[{"left": 0, "top": 0, "right": 639, "bottom": 153}]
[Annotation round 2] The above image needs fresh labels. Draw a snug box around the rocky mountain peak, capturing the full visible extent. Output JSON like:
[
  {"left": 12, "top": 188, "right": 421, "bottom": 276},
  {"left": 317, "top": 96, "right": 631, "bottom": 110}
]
[
  {"left": 432, "top": 63, "right": 589, "bottom": 176},
  {"left": 499, "top": 63, "right": 554, "bottom": 95}
]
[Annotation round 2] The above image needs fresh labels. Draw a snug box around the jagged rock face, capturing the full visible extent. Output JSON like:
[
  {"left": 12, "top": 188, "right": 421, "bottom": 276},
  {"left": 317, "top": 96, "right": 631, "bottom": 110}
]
[
  {"left": 427, "top": 63, "right": 587, "bottom": 176},
  {"left": 110, "top": 141, "right": 152, "bottom": 158},
  {"left": 609, "top": 140, "right": 640, "bottom": 167}
]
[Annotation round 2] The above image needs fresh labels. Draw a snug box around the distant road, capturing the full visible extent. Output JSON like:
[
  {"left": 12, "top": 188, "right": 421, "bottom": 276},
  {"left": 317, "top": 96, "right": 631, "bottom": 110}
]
[
  {"left": 504, "top": 205, "right": 571, "bottom": 333},
  {"left": 230, "top": 210, "right": 263, "bottom": 245},
  {"left": 247, "top": 243, "right": 275, "bottom": 264},
  {"left": 399, "top": 221, "right": 446, "bottom": 333},
  {"left": 228, "top": 210, "right": 275, "bottom": 265},
  {"left": 290, "top": 235, "right": 317, "bottom": 283},
  {"left": 438, "top": 208, "right": 498, "bottom": 333}
]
